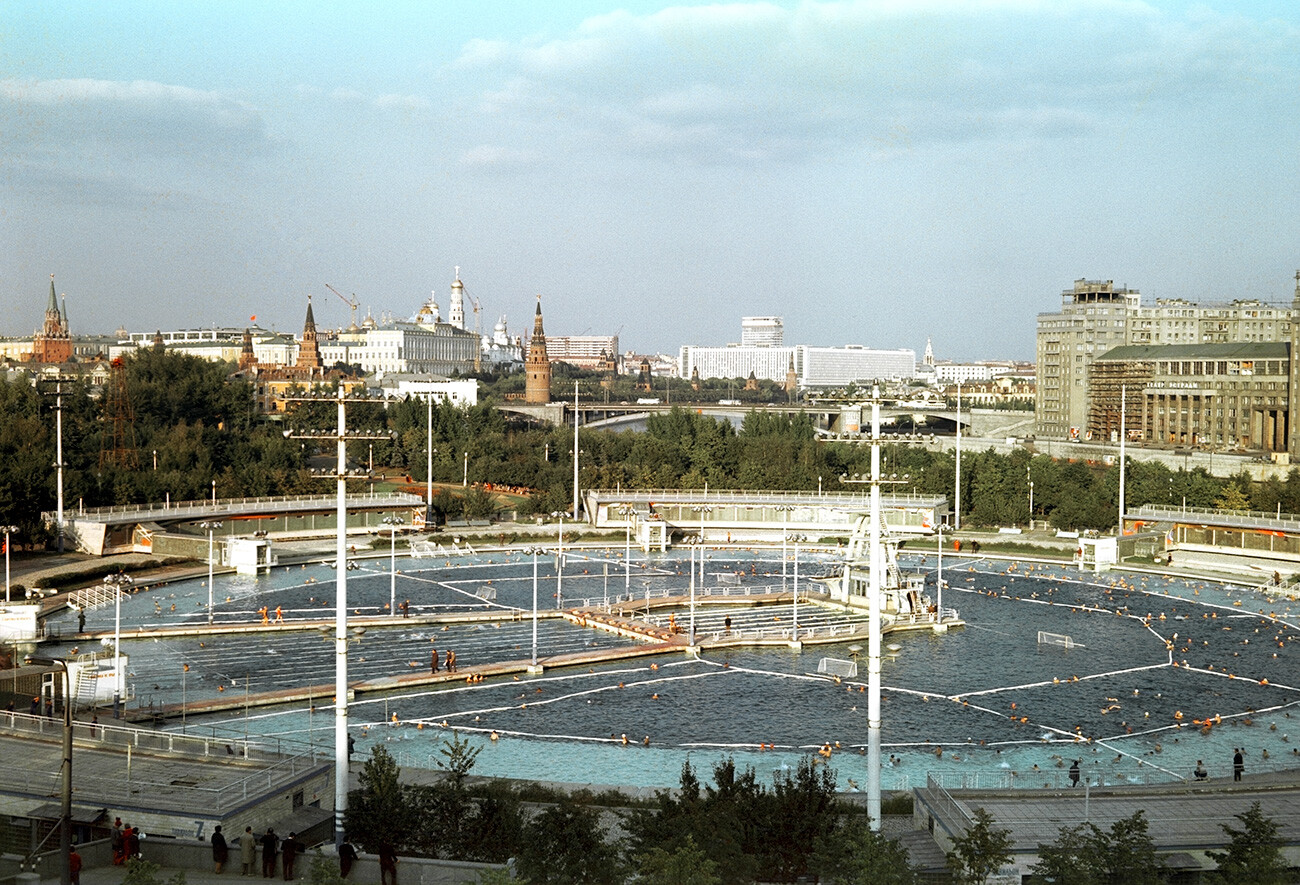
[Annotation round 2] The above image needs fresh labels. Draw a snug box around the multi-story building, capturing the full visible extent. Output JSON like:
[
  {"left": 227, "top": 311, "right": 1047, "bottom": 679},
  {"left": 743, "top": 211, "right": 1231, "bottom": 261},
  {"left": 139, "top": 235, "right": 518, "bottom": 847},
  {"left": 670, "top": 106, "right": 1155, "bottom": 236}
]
[
  {"left": 679, "top": 344, "right": 915, "bottom": 388},
  {"left": 797, "top": 345, "right": 915, "bottom": 388},
  {"left": 1037, "top": 276, "right": 1300, "bottom": 441},
  {"left": 1035, "top": 279, "right": 1141, "bottom": 440},
  {"left": 741, "top": 316, "right": 784, "bottom": 348},
  {"left": 679, "top": 345, "right": 799, "bottom": 384},
  {"left": 1128, "top": 299, "right": 1291, "bottom": 345},
  {"left": 541, "top": 335, "right": 621, "bottom": 371},
  {"left": 1088, "top": 342, "right": 1290, "bottom": 452}
]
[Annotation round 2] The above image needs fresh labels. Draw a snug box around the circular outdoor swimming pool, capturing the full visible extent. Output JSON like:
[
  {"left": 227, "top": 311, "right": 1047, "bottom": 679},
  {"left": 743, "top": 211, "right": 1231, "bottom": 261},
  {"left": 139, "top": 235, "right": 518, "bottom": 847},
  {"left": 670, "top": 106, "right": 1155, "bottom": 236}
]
[{"left": 49, "top": 545, "right": 1300, "bottom": 792}]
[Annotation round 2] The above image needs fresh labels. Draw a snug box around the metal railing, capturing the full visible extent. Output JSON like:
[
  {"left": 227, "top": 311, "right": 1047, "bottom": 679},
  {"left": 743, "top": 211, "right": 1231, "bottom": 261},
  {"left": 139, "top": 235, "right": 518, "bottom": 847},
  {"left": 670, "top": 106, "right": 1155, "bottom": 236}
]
[
  {"left": 1135, "top": 503, "right": 1300, "bottom": 531},
  {"left": 0, "top": 712, "right": 327, "bottom": 814},
  {"left": 44, "top": 491, "right": 425, "bottom": 524}
]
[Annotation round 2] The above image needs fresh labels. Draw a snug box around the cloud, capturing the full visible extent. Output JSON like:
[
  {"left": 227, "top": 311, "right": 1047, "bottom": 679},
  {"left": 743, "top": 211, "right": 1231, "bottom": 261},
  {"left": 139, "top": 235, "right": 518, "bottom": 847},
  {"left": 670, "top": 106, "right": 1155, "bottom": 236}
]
[
  {"left": 459, "top": 144, "right": 539, "bottom": 169},
  {"left": 449, "top": 0, "right": 1299, "bottom": 165},
  {"left": 0, "top": 78, "right": 269, "bottom": 157}
]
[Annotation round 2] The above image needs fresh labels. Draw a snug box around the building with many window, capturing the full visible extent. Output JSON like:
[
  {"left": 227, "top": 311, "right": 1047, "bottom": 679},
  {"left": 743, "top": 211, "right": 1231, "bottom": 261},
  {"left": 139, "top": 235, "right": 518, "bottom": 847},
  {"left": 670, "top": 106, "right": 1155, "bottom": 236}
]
[
  {"left": 1036, "top": 275, "right": 1298, "bottom": 441},
  {"left": 797, "top": 345, "right": 915, "bottom": 388},
  {"left": 741, "top": 316, "right": 784, "bottom": 348},
  {"left": 1087, "top": 342, "right": 1289, "bottom": 451},
  {"left": 540, "top": 334, "right": 621, "bottom": 371},
  {"left": 1035, "top": 279, "right": 1140, "bottom": 440}
]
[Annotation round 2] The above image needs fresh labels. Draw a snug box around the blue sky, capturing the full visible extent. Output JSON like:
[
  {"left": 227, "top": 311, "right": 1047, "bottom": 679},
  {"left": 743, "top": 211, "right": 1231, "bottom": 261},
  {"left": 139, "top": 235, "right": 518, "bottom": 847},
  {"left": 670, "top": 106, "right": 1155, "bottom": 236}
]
[{"left": 2, "top": 1, "right": 1298, "bottom": 359}]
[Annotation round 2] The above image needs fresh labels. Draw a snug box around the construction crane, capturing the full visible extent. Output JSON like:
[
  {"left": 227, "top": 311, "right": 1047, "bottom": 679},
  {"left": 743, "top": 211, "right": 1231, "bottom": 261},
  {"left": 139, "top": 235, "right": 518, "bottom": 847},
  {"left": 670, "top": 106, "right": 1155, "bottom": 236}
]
[{"left": 325, "top": 283, "right": 360, "bottom": 330}]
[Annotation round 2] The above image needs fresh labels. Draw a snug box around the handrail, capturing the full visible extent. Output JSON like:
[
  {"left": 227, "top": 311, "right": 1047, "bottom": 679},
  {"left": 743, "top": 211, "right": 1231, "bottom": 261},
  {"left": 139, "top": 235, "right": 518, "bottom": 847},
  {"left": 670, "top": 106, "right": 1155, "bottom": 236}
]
[{"left": 44, "top": 491, "right": 424, "bottom": 523}]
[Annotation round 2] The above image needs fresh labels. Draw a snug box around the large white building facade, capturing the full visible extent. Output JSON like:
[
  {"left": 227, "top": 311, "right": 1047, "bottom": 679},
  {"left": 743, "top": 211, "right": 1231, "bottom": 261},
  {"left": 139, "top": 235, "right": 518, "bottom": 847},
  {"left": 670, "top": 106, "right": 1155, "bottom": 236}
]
[
  {"left": 679, "top": 345, "right": 798, "bottom": 383},
  {"left": 320, "top": 321, "right": 479, "bottom": 376},
  {"left": 741, "top": 316, "right": 784, "bottom": 347},
  {"left": 797, "top": 345, "right": 915, "bottom": 387},
  {"left": 679, "top": 344, "right": 915, "bottom": 388}
]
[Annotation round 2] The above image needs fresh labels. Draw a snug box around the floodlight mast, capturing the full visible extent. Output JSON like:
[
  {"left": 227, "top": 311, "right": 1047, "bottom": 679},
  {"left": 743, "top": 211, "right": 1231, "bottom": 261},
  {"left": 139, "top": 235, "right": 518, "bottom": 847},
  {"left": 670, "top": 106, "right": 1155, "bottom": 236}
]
[{"left": 283, "top": 386, "right": 391, "bottom": 847}]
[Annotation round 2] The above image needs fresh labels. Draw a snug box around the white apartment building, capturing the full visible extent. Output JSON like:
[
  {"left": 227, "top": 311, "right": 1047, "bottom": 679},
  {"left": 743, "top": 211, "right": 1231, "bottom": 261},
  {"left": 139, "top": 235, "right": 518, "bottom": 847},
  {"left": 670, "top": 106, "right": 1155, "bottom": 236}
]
[
  {"left": 797, "top": 345, "right": 915, "bottom": 388},
  {"left": 741, "top": 316, "right": 784, "bottom": 348},
  {"left": 320, "top": 321, "right": 479, "bottom": 376},
  {"left": 933, "top": 364, "right": 993, "bottom": 384},
  {"left": 679, "top": 345, "right": 797, "bottom": 383},
  {"left": 679, "top": 343, "right": 915, "bottom": 387}
]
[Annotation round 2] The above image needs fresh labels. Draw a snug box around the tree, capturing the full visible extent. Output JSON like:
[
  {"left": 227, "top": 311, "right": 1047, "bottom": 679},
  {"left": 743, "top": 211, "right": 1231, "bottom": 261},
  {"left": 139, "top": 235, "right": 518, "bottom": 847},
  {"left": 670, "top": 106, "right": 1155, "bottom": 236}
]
[
  {"left": 810, "top": 815, "right": 919, "bottom": 885},
  {"left": 946, "top": 808, "right": 1014, "bottom": 885},
  {"left": 1031, "top": 822, "right": 1106, "bottom": 885},
  {"left": 635, "top": 837, "right": 721, "bottom": 885},
  {"left": 435, "top": 730, "right": 482, "bottom": 791},
  {"left": 514, "top": 797, "right": 623, "bottom": 884},
  {"left": 344, "top": 746, "right": 414, "bottom": 855},
  {"left": 1030, "top": 812, "right": 1163, "bottom": 885},
  {"left": 766, "top": 756, "right": 842, "bottom": 881},
  {"left": 1207, "top": 801, "right": 1289, "bottom": 885},
  {"left": 1104, "top": 810, "right": 1163, "bottom": 885}
]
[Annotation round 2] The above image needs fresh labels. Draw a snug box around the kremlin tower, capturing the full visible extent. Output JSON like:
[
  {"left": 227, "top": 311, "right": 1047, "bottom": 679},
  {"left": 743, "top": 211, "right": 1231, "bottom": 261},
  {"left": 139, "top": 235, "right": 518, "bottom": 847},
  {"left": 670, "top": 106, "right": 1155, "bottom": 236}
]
[
  {"left": 525, "top": 297, "right": 552, "bottom": 404},
  {"left": 32, "top": 275, "right": 73, "bottom": 363},
  {"left": 296, "top": 296, "right": 323, "bottom": 373}
]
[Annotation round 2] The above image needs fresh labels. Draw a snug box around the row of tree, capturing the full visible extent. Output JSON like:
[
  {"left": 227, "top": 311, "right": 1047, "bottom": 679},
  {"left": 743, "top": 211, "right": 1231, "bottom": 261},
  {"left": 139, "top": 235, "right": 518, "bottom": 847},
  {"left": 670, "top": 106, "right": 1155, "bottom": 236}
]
[
  {"left": 344, "top": 741, "right": 919, "bottom": 885},
  {"left": 342, "top": 740, "right": 1293, "bottom": 884},
  {"left": 950, "top": 800, "right": 1290, "bottom": 885},
  {"left": 3, "top": 353, "right": 1298, "bottom": 544}
]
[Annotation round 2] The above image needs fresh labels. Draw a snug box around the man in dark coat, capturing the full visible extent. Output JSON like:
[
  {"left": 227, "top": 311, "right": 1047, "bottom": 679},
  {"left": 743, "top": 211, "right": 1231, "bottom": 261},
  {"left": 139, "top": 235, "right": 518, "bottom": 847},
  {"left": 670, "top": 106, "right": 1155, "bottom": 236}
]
[
  {"left": 261, "top": 828, "right": 278, "bottom": 878},
  {"left": 280, "top": 832, "right": 302, "bottom": 881},
  {"left": 338, "top": 836, "right": 358, "bottom": 879},
  {"left": 212, "top": 825, "right": 229, "bottom": 873}
]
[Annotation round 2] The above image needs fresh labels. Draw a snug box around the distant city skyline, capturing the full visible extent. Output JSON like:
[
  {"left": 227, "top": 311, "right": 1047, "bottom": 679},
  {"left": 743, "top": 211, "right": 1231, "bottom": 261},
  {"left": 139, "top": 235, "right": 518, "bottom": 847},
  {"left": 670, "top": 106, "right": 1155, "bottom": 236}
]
[{"left": 3, "top": 1, "right": 1298, "bottom": 361}]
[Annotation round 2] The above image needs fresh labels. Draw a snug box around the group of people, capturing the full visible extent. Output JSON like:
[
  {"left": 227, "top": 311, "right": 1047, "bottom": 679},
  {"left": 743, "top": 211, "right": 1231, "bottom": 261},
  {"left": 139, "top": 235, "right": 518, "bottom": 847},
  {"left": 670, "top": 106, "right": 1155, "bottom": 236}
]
[
  {"left": 1193, "top": 749, "right": 1247, "bottom": 782},
  {"left": 222, "top": 826, "right": 303, "bottom": 880},
  {"left": 110, "top": 818, "right": 141, "bottom": 865},
  {"left": 429, "top": 647, "right": 457, "bottom": 673}
]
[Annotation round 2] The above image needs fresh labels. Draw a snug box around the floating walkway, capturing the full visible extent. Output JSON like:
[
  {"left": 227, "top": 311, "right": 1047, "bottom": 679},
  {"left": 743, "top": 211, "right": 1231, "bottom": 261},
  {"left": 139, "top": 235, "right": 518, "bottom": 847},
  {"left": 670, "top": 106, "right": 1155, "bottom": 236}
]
[{"left": 118, "top": 590, "right": 960, "bottom": 722}]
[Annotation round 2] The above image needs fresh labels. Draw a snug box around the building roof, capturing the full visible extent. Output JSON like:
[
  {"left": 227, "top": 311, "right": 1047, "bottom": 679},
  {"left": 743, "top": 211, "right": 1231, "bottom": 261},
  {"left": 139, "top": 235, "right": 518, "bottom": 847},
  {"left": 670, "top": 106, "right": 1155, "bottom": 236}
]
[{"left": 1096, "top": 341, "right": 1289, "bottom": 362}]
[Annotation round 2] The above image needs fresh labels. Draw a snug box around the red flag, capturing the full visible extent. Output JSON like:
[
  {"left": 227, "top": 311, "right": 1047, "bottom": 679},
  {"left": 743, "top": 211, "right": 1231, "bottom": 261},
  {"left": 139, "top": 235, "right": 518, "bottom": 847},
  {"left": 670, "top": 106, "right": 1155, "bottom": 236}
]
[{"left": 249, "top": 315, "right": 257, "bottom": 322}]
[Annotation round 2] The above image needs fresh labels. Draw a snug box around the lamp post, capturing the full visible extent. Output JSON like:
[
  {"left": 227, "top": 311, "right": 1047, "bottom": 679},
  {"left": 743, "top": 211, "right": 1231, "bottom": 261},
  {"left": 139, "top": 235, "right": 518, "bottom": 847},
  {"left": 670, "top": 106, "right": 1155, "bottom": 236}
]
[
  {"left": 283, "top": 388, "right": 392, "bottom": 847},
  {"left": 837, "top": 385, "right": 886, "bottom": 828},
  {"left": 615, "top": 505, "right": 634, "bottom": 604},
  {"left": 426, "top": 397, "right": 434, "bottom": 527},
  {"left": 382, "top": 516, "right": 405, "bottom": 617},
  {"left": 199, "top": 521, "right": 223, "bottom": 626},
  {"left": 786, "top": 533, "right": 806, "bottom": 644},
  {"left": 691, "top": 504, "right": 714, "bottom": 643},
  {"left": 462, "top": 451, "right": 468, "bottom": 487},
  {"left": 182, "top": 662, "right": 189, "bottom": 733},
  {"left": 936, "top": 524, "right": 946, "bottom": 627},
  {"left": 3, "top": 525, "right": 17, "bottom": 603},
  {"left": 104, "top": 573, "right": 133, "bottom": 718},
  {"left": 25, "top": 656, "right": 71, "bottom": 885},
  {"left": 523, "top": 545, "right": 546, "bottom": 668},
  {"left": 551, "top": 511, "right": 566, "bottom": 610},
  {"left": 775, "top": 504, "right": 795, "bottom": 595},
  {"left": 573, "top": 381, "right": 581, "bottom": 518},
  {"left": 1028, "top": 471, "right": 1035, "bottom": 532},
  {"left": 954, "top": 380, "right": 962, "bottom": 532}
]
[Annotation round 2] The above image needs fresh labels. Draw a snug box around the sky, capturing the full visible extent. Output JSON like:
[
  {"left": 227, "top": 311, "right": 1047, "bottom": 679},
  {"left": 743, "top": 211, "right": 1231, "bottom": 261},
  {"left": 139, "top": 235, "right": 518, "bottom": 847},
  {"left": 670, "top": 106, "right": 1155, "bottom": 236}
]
[{"left": 2, "top": 1, "right": 1299, "bottom": 361}]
